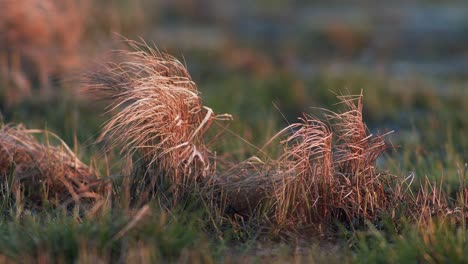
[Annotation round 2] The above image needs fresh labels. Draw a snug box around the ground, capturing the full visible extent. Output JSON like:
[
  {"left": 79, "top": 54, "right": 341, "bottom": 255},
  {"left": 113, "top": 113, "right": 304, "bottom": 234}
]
[{"left": 0, "top": 1, "right": 467, "bottom": 263}]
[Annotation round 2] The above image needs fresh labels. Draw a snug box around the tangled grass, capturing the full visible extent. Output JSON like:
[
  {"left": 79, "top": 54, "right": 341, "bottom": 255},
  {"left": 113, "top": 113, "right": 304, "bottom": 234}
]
[
  {"left": 219, "top": 94, "right": 467, "bottom": 235},
  {"left": 85, "top": 40, "right": 230, "bottom": 200},
  {"left": 3, "top": 38, "right": 465, "bottom": 239},
  {"left": 0, "top": 124, "right": 102, "bottom": 209},
  {"left": 85, "top": 41, "right": 466, "bottom": 235},
  {"left": 274, "top": 95, "right": 395, "bottom": 231},
  {"left": 215, "top": 94, "right": 397, "bottom": 234}
]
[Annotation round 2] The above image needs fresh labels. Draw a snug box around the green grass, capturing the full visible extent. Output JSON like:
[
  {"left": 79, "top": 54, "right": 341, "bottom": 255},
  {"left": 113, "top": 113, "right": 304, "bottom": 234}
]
[
  {"left": 0, "top": 205, "right": 214, "bottom": 263},
  {"left": 349, "top": 220, "right": 467, "bottom": 264},
  {"left": 1, "top": 0, "right": 467, "bottom": 261},
  {"left": 1, "top": 67, "right": 467, "bottom": 263}
]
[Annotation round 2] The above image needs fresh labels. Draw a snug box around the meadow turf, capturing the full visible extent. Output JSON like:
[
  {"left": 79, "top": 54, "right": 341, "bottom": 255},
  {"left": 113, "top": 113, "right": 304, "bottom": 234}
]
[
  {"left": 0, "top": 1, "right": 467, "bottom": 262},
  {"left": 0, "top": 66, "right": 466, "bottom": 263}
]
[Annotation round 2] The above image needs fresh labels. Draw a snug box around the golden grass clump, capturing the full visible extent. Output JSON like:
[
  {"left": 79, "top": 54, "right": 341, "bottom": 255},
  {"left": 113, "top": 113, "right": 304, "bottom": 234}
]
[
  {"left": 272, "top": 115, "right": 335, "bottom": 229},
  {"left": 81, "top": 40, "right": 464, "bottom": 234},
  {"left": 270, "top": 95, "right": 393, "bottom": 232},
  {"left": 86, "top": 41, "right": 230, "bottom": 196},
  {"left": 0, "top": 0, "right": 88, "bottom": 100},
  {"left": 217, "top": 94, "right": 395, "bottom": 233},
  {"left": 0, "top": 124, "right": 101, "bottom": 207}
]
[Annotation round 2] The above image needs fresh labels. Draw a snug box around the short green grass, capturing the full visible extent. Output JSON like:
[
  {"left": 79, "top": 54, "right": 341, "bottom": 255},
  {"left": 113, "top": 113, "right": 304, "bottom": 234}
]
[{"left": 1, "top": 69, "right": 466, "bottom": 263}]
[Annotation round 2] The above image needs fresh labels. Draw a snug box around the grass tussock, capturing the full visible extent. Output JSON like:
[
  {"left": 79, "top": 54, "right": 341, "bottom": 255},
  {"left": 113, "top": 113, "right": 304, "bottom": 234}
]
[
  {"left": 0, "top": 124, "right": 102, "bottom": 208},
  {"left": 85, "top": 40, "right": 231, "bottom": 199},
  {"left": 218, "top": 94, "right": 396, "bottom": 234},
  {"left": 84, "top": 42, "right": 466, "bottom": 236}
]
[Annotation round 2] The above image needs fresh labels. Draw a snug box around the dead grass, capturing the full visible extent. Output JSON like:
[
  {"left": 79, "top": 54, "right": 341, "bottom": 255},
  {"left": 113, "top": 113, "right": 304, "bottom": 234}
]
[
  {"left": 215, "top": 94, "right": 398, "bottom": 234},
  {"left": 263, "top": 95, "right": 465, "bottom": 233},
  {"left": 85, "top": 40, "right": 231, "bottom": 200},
  {"left": 0, "top": 124, "right": 102, "bottom": 208},
  {"left": 405, "top": 175, "right": 468, "bottom": 227},
  {"left": 84, "top": 41, "right": 466, "bottom": 235}
]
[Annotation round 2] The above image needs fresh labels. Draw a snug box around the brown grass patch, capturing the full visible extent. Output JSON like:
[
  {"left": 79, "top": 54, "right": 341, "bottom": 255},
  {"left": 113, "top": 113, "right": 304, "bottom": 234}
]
[
  {"left": 85, "top": 40, "right": 230, "bottom": 199},
  {"left": 216, "top": 94, "right": 397, "bottom": 234},
  {"left": 0, "top": 124, "right": 102, "bottom": 208},
  {"left": 218, "top": 94, "right": 467, "bottom": 234},
  {"left": 83, "top": 39, "right": 466, "bottom": 235}
]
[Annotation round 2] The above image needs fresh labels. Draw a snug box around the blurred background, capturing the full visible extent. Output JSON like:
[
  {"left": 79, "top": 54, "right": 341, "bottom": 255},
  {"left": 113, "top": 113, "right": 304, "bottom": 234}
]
[{"left": 0, "top": 0, "right": 466, "bottom": 174}]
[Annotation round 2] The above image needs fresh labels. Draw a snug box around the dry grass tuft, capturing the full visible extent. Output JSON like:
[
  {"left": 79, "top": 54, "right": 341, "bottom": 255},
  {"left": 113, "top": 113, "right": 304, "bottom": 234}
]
[
  {"left": 0, "top": 124, "right": 102, "bottom": 208},
  {"left": 86, "top": 40, "right": 230, "bottom": 198},
  {"left": 272, "top": 115, "right": 336, "bottom": 230},
  {"left": 81, "top": 41, "right": 465, "bottom": 235},
  {"left": 273, "top": 94, "right": 394, "bottom": 231},
  {"left": 212, "top": 157, "right": 277, "bottom": 220},
  {"left": 217, "top": 94, "right": 396, "bottom": 234},
  {"left": 328, "top": 95, "right": 388, "bottom": 177}
]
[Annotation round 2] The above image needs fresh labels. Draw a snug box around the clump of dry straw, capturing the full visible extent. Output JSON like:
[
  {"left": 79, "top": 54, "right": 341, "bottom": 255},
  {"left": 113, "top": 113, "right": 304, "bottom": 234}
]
[
  {"left": 86, "top": 40, "right": 230, "bottom": 197},
  {"left": 83, "top": 40, "right": 405, "bottom": 233},
  {"left": 0, "top": 124, "right": 101, "bottom": 208},
  {"left": 85, "top": 39, "right": 400, "bottom": 233},
  {"left": 217, "top": 94, "right": 396, "bottom": 233},
  {"left": 274, "top": 94, "right": 394, "bottom": 230}
]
